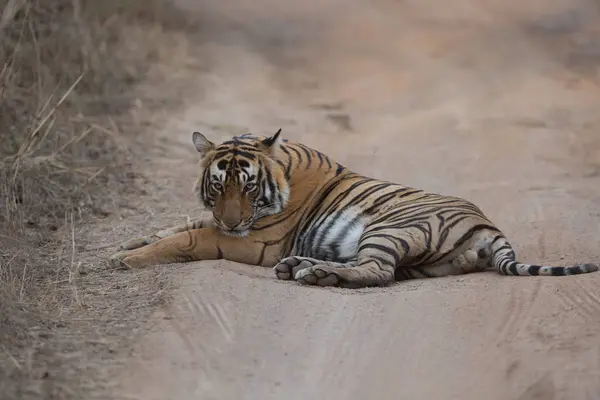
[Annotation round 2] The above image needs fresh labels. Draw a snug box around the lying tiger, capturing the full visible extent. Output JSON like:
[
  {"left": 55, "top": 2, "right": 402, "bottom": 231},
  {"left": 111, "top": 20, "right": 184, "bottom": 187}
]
[{"left": 108, "top": 129, "right": 598, "bottom": 288}]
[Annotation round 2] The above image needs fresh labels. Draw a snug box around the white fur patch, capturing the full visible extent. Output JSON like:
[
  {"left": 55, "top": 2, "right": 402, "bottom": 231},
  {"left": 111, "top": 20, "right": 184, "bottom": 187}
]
[
  {"left": 210, "top": 164, "right": 226, "bottom": 181},
  {"left": 317, "top": 206, "right": 364, "bottom": 260},
  {"left": 220, "top": 229, "right": 249, "bottom": 237},
  {"left": 279, "top": 185, "right": 290, "bottom": 207},
  {"left": 239, "top": 163, "right": 257, "bottom": 183},
  {"left": 336, "top": 222, "right": 364, "bottom": 260}
]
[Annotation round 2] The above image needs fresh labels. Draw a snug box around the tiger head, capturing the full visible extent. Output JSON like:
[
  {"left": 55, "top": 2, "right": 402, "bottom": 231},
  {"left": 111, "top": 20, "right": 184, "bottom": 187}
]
[{"left": 192, "top": 129, "right": 290, "bottom": 236}]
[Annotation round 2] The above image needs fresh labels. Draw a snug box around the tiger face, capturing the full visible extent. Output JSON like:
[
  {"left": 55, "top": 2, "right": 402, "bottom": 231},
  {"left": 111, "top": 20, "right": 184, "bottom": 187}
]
[{"left": 192, "top": 130, "right": 290, "bottom": 236}]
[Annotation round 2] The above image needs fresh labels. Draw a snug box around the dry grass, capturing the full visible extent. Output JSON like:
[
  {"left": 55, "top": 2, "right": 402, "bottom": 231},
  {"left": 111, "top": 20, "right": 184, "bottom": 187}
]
[{"left": 0, "top": 0, "right": 194, "bottom": 398}]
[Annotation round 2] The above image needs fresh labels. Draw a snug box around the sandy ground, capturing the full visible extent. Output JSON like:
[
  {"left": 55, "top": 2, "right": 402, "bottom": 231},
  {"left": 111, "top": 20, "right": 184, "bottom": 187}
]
[{"left": 106, "top": 0, "right": 600, "bottom": 399}]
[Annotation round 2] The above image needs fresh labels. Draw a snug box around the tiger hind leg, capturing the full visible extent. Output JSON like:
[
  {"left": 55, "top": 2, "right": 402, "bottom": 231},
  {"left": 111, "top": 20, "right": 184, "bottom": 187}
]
[
  {"left": 282, "top": 244, "right": 486, "bottom": 287},
  {"left": 276, "top": 251, "right": 480, "bottom": 288},
  {"left": 281, "top": 227, "right": 492, "bottom": 288}
]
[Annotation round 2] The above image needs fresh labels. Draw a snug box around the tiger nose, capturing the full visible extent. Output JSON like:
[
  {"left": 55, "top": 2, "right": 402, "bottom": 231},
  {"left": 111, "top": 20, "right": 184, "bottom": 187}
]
[{"left": 221, "top": 216, "right": 242, "bottom": 229}]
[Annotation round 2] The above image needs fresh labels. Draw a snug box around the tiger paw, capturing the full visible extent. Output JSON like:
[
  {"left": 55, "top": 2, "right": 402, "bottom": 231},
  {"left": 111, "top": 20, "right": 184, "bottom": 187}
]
[
  {"left": 107, "top": 250, "right": 146, "bottom": 269},
  {"left": 295, "top": 266, "right": 340, "bottom": 287},
  {"left": 119, "top": 235, "right": 158, "bottom": 251},
  {"left": 273, "top": 256, "right": 321, "bottom": 280}
]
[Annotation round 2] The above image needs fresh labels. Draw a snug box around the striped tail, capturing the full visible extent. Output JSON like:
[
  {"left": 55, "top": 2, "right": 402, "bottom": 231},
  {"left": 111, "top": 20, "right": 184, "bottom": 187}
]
[{"left": 490, "top": 236, "right": 598, "bottom": 276}]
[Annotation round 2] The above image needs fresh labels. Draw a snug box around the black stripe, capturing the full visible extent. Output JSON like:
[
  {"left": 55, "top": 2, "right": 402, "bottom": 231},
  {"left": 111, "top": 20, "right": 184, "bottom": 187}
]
[
  {"left": 201, "top": 168, "right": 211, "bottom": 205},
  {"left": 276, "top": 160, "right": 287, "bottom": 173},
  {"left": 298, "top": 144, "right": 313, "bottom": 168},
  {"left": 394, "top": 267, "right": 411, "bottom": 281},
  {"left": 288, "top": 146, "right": 303, "bottom": 163},
  {"left": 322, "top": 152, "right": 333, "bottom": 169},
  {"left": 358, "top": 242, "right": 406, "bottom": 267},
  {"left": 214, "top": 151, "right": 232, "bottom": 159},
  {"left": 363, "top": 188, "right": 412, "bottom": 214},
  {"left": 367, "top": 200, "right": 448, "bottom": 226},
  {"left": 436, "top": 216, "right": 480, "bottom": 252},
  {"left": 453, "top": 224, "right": 501, "bottom": 251},
  {"left": 232, "top": 150, "right": 258, "bottom": 159},
  {"left": 399, "top": 189, "right": 424, "bottom": 198},
  {"left": 234, "top": 145, "right": 260, "bottom": 152},
  {"left": 345, "top": 183, "right": 393, "bottom": 207},
  {"left": 528, "top": 265, "right": 541, "bottom": 275},
  {"left": 490, "top": 235, "right": 505, "bottom": 246},
  {"left": 493, "top": 244, "right": 512, "bottom": 252},
  {"left": 279, "top": 146, "right": 294, "bottom": 179},
  {"left": 414, "top": 267, "right": 435, "bottom": 278},
  {"left": 424, "top": 224, "right": 499, "bottom": 266},
  {"left": 264, "top": 164, "right": 277, "bottom": 204},
  {"left": 315, "top": 150, "right": 325, "bottom": 168},
  {"left": 257, "top": 243, "right": 267, "bottom": 265},
  {"left": 371, "top": 254, "right": 394, "bottom": 267}
]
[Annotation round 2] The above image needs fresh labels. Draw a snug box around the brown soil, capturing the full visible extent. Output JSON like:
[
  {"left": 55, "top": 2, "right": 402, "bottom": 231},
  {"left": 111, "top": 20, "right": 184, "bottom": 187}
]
[{"left": 89, "top": 0, "right": 600, "bottom": 399}]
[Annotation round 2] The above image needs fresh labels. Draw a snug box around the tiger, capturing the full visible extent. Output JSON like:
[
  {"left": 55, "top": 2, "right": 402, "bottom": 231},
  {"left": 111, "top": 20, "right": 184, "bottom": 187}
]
[{"left": 108, "top": 129, "right": 598, "bottom": 288}]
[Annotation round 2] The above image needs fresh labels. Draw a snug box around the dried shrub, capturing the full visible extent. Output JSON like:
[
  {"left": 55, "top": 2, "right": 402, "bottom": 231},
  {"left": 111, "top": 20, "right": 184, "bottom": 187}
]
[{"left": 0, "top": 0, "right": 193, "bottom": 397}]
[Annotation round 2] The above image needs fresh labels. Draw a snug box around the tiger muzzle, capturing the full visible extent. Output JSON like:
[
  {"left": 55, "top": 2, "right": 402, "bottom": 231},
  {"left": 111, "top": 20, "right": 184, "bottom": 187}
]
[{"left": 218, "top": 216, "right": 243, "bottom": 230}]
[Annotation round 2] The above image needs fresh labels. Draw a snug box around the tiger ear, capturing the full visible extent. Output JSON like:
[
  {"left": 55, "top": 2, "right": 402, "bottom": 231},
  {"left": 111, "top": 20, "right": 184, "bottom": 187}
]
[
  {"left": 260, "top": 128, "right": 282, "bottom": 156},
  {"left": 192, "top": 131, "right": 215, "bottom": 157}
]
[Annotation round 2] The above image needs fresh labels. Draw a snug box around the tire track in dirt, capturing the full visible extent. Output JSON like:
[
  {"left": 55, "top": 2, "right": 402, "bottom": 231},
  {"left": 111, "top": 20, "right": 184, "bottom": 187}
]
[
  {"left": 493, "top": 279, "right": 542, "bottom": 347},
  {"left": 476, "top": 278, "right": 543, "bottom": 390},
  {"left": 558, "top": 279, "right": 600, "bottom": 320}
]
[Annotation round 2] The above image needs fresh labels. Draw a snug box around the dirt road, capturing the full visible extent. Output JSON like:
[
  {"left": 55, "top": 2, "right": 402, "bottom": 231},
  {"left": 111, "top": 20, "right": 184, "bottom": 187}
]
[{"left": 111, "top": 1, "right": 600, "bottom": 399}]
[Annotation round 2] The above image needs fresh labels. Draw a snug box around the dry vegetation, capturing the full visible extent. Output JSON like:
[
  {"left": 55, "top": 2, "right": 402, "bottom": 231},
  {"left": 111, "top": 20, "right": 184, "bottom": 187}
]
[{"left": 0, "top": 0, "right": 194, "bottom": 397}]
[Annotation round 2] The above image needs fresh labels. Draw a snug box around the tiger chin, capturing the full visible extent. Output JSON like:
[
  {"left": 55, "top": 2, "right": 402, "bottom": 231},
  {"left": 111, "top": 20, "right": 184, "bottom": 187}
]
[{"left": 108, "top": 128, "right": 599, "bottom": 289}]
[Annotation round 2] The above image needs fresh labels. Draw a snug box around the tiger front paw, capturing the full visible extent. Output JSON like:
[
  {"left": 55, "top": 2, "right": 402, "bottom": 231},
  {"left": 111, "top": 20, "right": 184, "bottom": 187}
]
[
  {"left": 119, "top": 235, "right": 159, "bottom": 251},
  {"left": 108, "top": 250, "right": 145, "bottom": 269}
]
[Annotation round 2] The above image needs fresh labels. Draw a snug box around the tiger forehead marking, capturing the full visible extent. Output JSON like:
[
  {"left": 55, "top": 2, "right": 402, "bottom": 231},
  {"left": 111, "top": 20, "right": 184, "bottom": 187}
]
[
  {"left": 210, "top": 135, "right": 265, "bottom": 183},
  {"left": 209, "top": 154, "right": 257, "bottom": 185}
]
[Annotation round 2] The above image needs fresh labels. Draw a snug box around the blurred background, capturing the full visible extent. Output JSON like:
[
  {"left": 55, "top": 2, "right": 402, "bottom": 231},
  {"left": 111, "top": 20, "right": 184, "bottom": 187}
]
[{"left": 1, "top": 0, "right": 599, "bottom": 398}]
